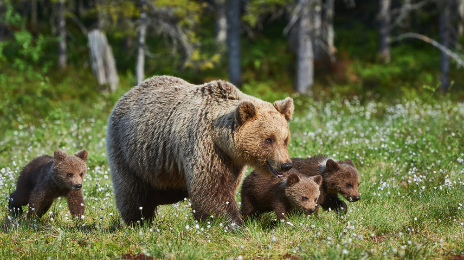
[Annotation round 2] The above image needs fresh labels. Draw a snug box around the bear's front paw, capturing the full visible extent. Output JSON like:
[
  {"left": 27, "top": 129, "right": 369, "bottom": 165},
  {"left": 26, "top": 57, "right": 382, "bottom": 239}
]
[{"left": 336, "top": 200, "right": 348, "bottom": 213}]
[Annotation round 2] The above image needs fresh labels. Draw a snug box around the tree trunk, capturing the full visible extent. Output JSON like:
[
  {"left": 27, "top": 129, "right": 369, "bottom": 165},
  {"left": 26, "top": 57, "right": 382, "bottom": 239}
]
[
  {"left": 215, "top": 0, "right": 227, "bottom": 49},
  {"left": 77, "top": 0, "right": 84, "bottom": 18},
  {"left": 88, "top": 29, "right": 119, "bottom": 92},
  {"left": 438, "top": 0, "right": 451, "bottom": 91},
  {"left": 31, "top": 0, "right": 37, "bottom": 27},
  {"left": 136, "top": 0, "right": 147, "bottom": 85},
  {"left": 312, "top": 0, "right": 323, "bottom": 61},
  {"left": 324, "top": 0, "right": 335, "bottom": 61},
  {"left": 227, "top": 0, "right": 241, "bottom": 87},
  {"left": 458, "top": 0, "right": 464, "bottom": 37},
  {"left": 378, "top": 0, "right": 391, "bottom": 62},
  {"left": 58, "top": 0, "right": 66, "bottom": 70},
  {"left": 295, "top": 0, "right": 314, "bottom": 93}
]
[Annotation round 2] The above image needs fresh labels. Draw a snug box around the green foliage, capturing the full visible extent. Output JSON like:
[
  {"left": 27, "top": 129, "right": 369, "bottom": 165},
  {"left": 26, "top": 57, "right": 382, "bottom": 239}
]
[
  {"left": 243, "top": 0, "right": 292, "bottom": 27},
  {"left": 0, "top": 0, "right": 56, "bottom": 79}
]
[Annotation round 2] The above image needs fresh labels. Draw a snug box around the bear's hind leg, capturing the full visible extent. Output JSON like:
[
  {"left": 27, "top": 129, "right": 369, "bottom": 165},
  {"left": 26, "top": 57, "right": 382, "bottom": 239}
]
[
  {"left": 112, "top": 170, "right": 158, "bottom": 225},
  {"left": 9, "top": 190, "right": 30, "bottom": 216}
]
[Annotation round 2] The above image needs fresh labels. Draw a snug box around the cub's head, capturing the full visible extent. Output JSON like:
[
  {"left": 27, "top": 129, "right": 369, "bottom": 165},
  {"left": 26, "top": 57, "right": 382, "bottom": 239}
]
[
  {"left": 319, "top": 159, "right": 361, "bottom": 202},
  {"left": 284, "top": 174, "right": 322, "bottom": 215},
  {"left": 52, "top": 149, "right": 88, "bottom": 191},
  {"left": 235, "top": 97, "right": 294, "bottom": 177}
]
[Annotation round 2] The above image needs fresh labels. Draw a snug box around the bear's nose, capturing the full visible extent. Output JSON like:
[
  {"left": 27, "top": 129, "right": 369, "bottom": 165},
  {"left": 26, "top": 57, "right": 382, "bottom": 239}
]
[
  {"left": 280, "top": 162, "right": 293, "bottom": 172},
  {"left": 309, "top": 208, "right": 316, "bottom": 213},
  {"left": 352, "top": 195, "right": 360, "bottom": 201},
  {"left": 74, "top": 184, "right": 82, "bottom": 190}
]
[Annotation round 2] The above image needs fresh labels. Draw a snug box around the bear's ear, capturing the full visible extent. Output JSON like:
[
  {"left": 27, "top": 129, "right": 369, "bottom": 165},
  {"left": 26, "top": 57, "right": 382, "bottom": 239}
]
[
  {"left": 343, "top": 159, "right": 355, "bottom": 167},
  {"left": 236, "top": 101, "right": 257, "bottom": 125},
  {"left": 325, "top": 159, "right": 340, "bottom": 172},
  {"left": 273, "top": 97, "right": 294, "bottom": 122},
  {"left": 312, "top": 175, "right": 323, "bottom": 186},
  {"left": 75, "top": 149, "right": 88, "bottom": 162},
  {"left": 286, "top": 173, "right": 300, "bottom": 186},
  {"left": 54, "top": 149, "right": 67, "bottom": 162}
]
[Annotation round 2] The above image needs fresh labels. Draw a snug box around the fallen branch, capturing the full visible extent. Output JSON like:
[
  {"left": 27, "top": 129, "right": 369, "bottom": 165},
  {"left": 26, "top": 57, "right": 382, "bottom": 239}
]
[{"left": 390, "top": 32, "right": 464, "bottom": 68}]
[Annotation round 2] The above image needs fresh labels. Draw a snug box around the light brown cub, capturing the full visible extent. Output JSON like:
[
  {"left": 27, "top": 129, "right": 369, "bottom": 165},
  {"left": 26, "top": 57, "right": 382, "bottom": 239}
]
[
  {"left": 240, "top": 171, "right": 322, "bottom": 221},
  {"left": 9, "top": 149, "right": 88, "bottom": 219}
]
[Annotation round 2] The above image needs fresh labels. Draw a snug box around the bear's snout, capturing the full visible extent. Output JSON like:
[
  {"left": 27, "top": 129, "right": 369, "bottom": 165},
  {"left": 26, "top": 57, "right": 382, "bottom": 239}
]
[
  {"left": 280, "top": 162, "right": 293, "bottom": 172},
  {"left": 351, "top": 195, "right": 360, "bottom": 202},
  {"left": 73, "top": 184, "right": 82, "bottom": 190},
  {"left": 308, "top": 208, "right": 316, "bottom": 213}
]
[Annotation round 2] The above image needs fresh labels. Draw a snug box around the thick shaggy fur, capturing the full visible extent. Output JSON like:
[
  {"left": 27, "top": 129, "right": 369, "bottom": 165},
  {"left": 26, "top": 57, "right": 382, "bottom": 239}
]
[
  {"left": 9, "top": 149, "right": 88, "bottom": 218},
  {"left": 240, "top": 171, "right": 322, "bottom": 221},
  {"left": 107, "top": 76, "right": 294, "bottom": 226},
  {"left": 291, "top": 155, "right": 361, "bottom": 214}
]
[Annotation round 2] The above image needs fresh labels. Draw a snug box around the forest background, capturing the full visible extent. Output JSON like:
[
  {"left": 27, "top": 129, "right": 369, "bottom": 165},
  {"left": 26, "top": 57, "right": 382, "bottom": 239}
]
[{"left": 1, "top": 0, "right": 464, "bottom": 259}]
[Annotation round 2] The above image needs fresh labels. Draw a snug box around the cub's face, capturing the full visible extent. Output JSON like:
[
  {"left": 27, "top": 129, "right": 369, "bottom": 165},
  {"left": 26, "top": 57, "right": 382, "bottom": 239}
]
[
  {"left": 324, "top": 159, "right": 361, "bottom": 202},
  {"left": 235, "top": 98, "right": 294, "bottom": 177},
  {"left": 285, "top": 174, "right": 322, "bottom": 215},
  {"left": 53, "top": 149, "right": 88, "bottom": 191}
]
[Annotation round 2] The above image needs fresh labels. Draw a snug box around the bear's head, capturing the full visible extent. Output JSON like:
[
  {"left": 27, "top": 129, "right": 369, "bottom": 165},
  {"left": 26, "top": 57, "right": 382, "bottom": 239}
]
[
  {"left": 319, "top": 159, "right": 361, "bottom": 202},
  {"left": 284, "top": 174, "right": 322, "bottom": 215},
  {"left": 52, "top": 149, "right": 88, "bottom": 191},
  {"left": 235, "top": 97, "right": 294, "bottom": 177}
]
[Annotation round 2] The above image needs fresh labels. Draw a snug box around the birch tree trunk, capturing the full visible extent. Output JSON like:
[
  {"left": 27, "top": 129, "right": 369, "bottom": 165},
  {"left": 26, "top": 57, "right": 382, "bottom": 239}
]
[
  {"left": 88, "top": 29, "right": 119, "bottom": 92},
  {"left": 438, "top": 0, "right": 451, "bottom": 91},
  {"left": 136, "top": 0, "right": 147, "bottom": 85},
  {"left": 378, "top": 0, "right": 391, "bottom": 62},
  {"left": 312, "top": 0, "right": 323, "bottom": 61},
  {"left": 324, "top": 0, "right": 335, "bottom": 61},
  {"left": 295, "top": 0, "right": 314, "bottom": 93},
  {"left": 58, "top": 0, "right": 66, "bottom": 69},
  {"left": 227, "top": 0, "right": 241, "bottom": 87},
  {"left": 215, "top": 0, "right": 227, "bottom": 48}
]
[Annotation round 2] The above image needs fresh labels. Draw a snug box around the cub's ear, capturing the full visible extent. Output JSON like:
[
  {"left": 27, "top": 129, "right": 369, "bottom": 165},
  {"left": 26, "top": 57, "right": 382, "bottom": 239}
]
[
  {"left": 326, "top": 159, "right": 340, "bottom": 172},
  {"left": 54, "top": 149, "right": 67, "bottom": 162},
  {"left": 312, "top": 175, "right": 323, "bottom": 186},
  {"left": 75, "top": 149, "right": 88, "bottom": 162},
  {"left": 343, "top": 159, "right": 355, "bottom": 167},
  {"left": 236, "top": 101, "right": 256, "bottom": 125},
  {"left": 273, "top": 97, "right": 294, "bottom": 122},
  {"left": 286, "top": 173, "right": 300, "bottom": 186}
]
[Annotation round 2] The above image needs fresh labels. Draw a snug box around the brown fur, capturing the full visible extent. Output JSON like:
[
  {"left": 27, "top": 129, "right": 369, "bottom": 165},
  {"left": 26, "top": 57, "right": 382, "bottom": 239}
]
[
  {"left": 240, "top": 171, "right": 322, "bottom": 221},
  {"left": 9, "top": 149, "right": 88, "bottom": 219},
  {"left": 290, "top": 155, "right": 361, "bottom": 214},
  {"left": 106, "top": 75, "right": 294, "bottom": 226}
]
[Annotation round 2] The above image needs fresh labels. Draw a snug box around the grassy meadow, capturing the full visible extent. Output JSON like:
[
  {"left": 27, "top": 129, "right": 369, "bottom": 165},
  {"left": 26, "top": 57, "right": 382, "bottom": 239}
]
[{"left": 0, "top": 80, "right": 463, "bottom": 259}]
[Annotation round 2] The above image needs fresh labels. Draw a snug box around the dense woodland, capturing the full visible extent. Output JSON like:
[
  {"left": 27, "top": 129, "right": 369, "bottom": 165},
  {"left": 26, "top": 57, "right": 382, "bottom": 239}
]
[{"left": 1, "top": 0, "right": 464, "bottom": 97}]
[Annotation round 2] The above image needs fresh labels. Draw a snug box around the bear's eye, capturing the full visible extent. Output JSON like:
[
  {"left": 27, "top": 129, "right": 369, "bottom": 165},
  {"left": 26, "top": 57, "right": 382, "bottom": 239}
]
[
  {"left": 314, "top": 198, "right": 317, "bottom": 202},
  {"left": 302, "top": 196, "right": 308, "bottom": 201},
  {"left": 284, "top": 137, "right": 289, "bottom": 145},
  {"left": 265, "top": 138, "right": 275, "bottom": 144},
  {"left": 67, "top": 173, "right": 73, "bottom": 178},
  {"left": 346, "top": 183, "right": 353, "bottom": 188},
  {"left": 80, "top": 173, "right": 83, "bottom": 177}
]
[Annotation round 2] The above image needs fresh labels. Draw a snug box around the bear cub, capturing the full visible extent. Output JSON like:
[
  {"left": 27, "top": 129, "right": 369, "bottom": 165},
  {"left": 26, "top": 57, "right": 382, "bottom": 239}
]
[
  {"left": 9, "top": 149, "right": 88, "bottom": 219},
  {"left": 240, "top": 171, "right": 322, "bottom": 221},
  {"left": 291, "top": 155, "right": 361, "bottom": 214}
]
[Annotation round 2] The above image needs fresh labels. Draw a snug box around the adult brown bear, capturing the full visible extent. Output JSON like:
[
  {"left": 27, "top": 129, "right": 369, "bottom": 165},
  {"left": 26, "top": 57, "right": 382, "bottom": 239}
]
[{"left": 107, "top": 76, "right": 294, "bottom": 226}]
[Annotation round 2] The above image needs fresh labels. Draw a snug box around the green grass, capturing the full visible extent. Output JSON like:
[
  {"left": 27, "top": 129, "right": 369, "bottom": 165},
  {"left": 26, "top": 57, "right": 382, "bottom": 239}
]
[{"left": 0, "top": 82, "right": 463, "bottom": 259}]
